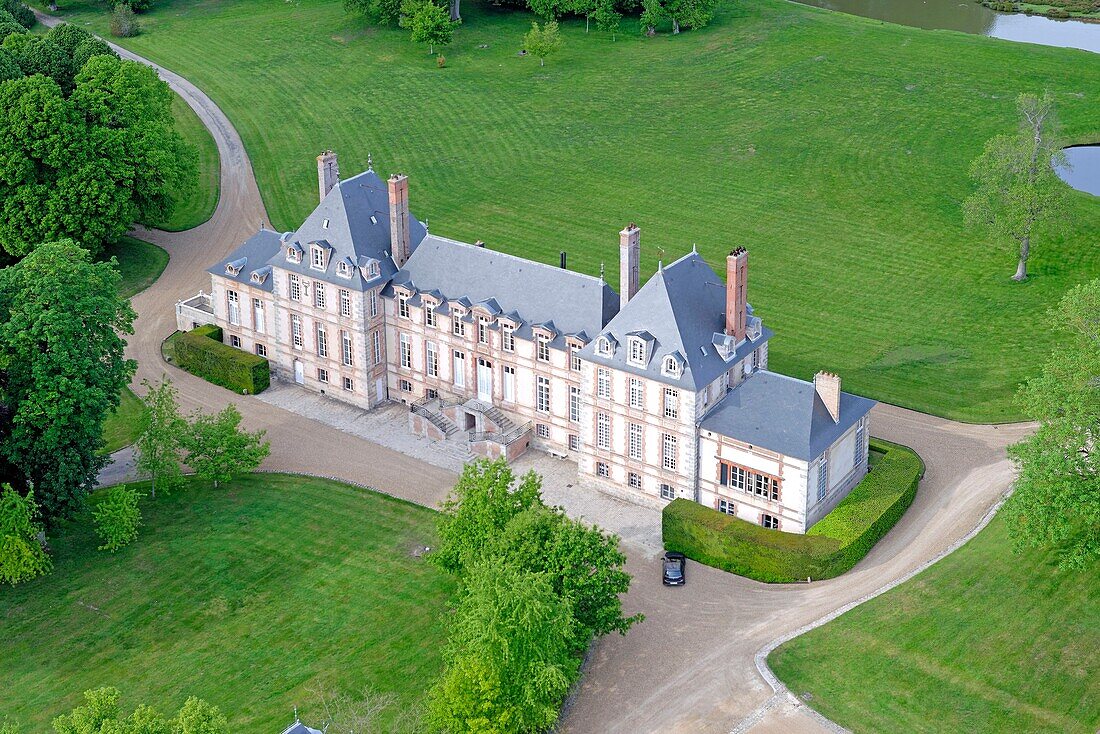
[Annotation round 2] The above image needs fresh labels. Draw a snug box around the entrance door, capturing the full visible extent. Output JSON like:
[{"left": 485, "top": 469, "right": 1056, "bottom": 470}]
[
  {"left": 375, "top": 378, "right": 385, "bottom": 403},
  {"left": 293, "top": 359, "right": 304, "bottom": 384},
  {"left": 477, "top": 359, "right": 493, "bottom": 403}
]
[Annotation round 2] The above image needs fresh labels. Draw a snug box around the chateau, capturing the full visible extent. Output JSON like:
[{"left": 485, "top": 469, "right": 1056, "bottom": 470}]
[{"left": 178, "top": 152, "right": 875, "bottom": 533}]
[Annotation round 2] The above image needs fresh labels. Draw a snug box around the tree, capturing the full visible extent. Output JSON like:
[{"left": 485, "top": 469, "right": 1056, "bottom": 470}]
[
  {"left": 426, "top": 564, "right": 580, "bottom": 734},
  {"left": 1006, "top": 279, "right": 1100, "bottom": 570},
  {"left": 592, "top": 0, "right": 621, "bottom": 38},
  {"left": 0, "top": 46, "right": 21, "bottom": 82},
  {"left": 963, "top": 92, "right": 1069, "bottom": 282},
  {"left": 52, "top": 687, "right": 227, "bottom": 734},
  {"left": 523, "top": 20, "right": 563, "bottom": 66},
  {"left": 135, "top": 378, "right": 186, "bottom": 498},
  {"left": 400, "top": 0, "right": 457, "bottom": 56},
  {"left": 183, "top": 404, "right": 269, "bottom": 489},
  {"left": 45, "top": 23, "right": 94, "bottom": 56},
  {"left": 0, "top": 19, "right": 24, "bottom": 44},
  {"left": 639, "top": 0, "right": 667, "bottom": 35},
  {"left": 172, "top": 697, "right": 228, "bottom": 734},
  {"left": 2, "top": 34, "right": 72, "bottom": 91},
  {"left": 0, "top": 485, "right": 51, "bottom": 585},
  {"left": 431, "top": 458, "right": 543, "bottom": 575},
  {"left": 109, "top": 4, "right": 141, "bottom": 38},
  {"left": 664, "top": 0, "right": 715, "bottom": 32},
  {"left": 72, "top": 37, "right": 117, "bottom": 72},
  {"left": 0, "top": 0, "right": 33, "bottom": 29},
  {"left": 343, "top": 0, "right": 404, "bottom": 25},
  {"left": 0, "top": 241, "right": 135, "bottom": 523},
  {"left": 92, "top": 484, "right": 142, "bottom": 552}
]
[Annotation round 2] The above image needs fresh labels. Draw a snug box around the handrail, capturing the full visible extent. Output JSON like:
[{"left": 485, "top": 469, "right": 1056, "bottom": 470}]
[{"left": 469, "top": 421, "right": 531, "bottom": 446}]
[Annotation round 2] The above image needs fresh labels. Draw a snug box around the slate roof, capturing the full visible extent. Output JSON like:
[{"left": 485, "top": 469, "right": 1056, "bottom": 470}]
[
  {"left": 269, "top": 168, "right": 427, "bottom": 290},
  {"left": 279, "top": 722, "right": 322, "bottom": 734},
  {"left": 206, "top": 229, "right": 282, "bottom": 292},
  {"left": 700, "top": 370, "right": 876, "bottom": 461},
  {"left": 579, "top": 251, "right": 772, "bottom": 390},
  {"left": 391, "top": 234, "right": 620, "bottom": 348}
]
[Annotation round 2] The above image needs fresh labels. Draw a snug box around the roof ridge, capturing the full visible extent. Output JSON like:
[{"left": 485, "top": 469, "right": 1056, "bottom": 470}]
[{"left": 424, "top": 234, "right": 612, "bottom": 288}]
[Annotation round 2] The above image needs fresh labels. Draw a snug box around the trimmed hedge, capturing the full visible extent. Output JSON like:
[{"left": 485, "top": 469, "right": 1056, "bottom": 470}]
[
  {"left": 173, "top": 324, "right": 270, "bottom": 395},
  {"left": 662, "top": 439, "right": 924, "bottom": 583}
]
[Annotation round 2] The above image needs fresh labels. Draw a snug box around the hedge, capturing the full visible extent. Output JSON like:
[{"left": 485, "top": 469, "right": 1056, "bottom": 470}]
[
  {"left": 662, "top": 439, "right": 924, "bottom": 583},
  {"left": 172, "top": 324, "right": 270, "bottom": 395}
]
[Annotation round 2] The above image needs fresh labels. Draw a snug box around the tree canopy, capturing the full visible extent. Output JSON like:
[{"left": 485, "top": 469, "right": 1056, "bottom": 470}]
[
  {"left": 183, "top": 404, "right": 269, "bottom": 489},
  {"left": 0, "top": 485, "right": 51, "bottom": 585},
  {"left": 523, "top": 20, "right": 564, "bottom": 66},
  {"left": 50, "top": 687, "right": 229, "bottom": 734},
  {"left": 135, "top": 378, "right": 186, "bottom": 498},
  {"left": 400, "top": 0, "right": 458, "bottom": 55}
]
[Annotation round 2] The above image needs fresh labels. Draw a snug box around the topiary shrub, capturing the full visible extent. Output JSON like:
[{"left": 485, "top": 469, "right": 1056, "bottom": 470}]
[
  {"left": 173, "top": 324, "right": 271, "bottom": 395},
  {"left": 109, "top": 3, "right": 140, "bottom": 37},
  {"left": 0, "top": 0, "right": 33, "bottom": 29}
]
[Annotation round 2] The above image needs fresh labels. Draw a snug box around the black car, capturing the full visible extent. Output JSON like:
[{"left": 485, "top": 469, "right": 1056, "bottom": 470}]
[{"left": 662, "top": 551, "right": 686, "bottom": 586}]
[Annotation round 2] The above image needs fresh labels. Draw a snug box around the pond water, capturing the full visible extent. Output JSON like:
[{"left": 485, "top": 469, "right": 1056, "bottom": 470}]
[
  {"left": 791, "top": 0, "right": 1100, "bottom": 54},
  {"left": 1056, "top": 145, "right": 1100, "bottom": 196}
]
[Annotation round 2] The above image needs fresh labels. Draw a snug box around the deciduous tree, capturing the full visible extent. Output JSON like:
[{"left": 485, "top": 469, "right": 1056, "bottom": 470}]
[
  {"left": 0, "top": 485, "right": 51, "bottom": 585},
  {"left": 92, "top": 484, "right": 142, "bottom": 552},
  {"left": 400, "top": 0, "right": 457, "bottom": 55},
  {"left": 135, "top": 377, "right": 186, "bottom": 498},
  {"left": 0, "top": 241, "right": 135, "bottom": 523},
  {"left": 963, "top": 91, "right": 1069, "bottom": 281},
  {"left": 1007, "top": 279, "right": 1100, "bottom": 569},
  {"left": 523, "top": 20, "right": 563, "bottom": 66},
  {"left": 51, "top": 687, "right": 227, "bottom": 734},
  {"left": 344, "top": 0, "right": 404, "bottom": 25},
  {"left": 183, "top": 404, "right": 269, "bottom": 489}
]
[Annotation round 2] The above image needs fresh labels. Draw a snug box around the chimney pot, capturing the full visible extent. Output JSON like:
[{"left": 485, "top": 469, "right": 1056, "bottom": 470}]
[
  {"left": 814, "top": 371, "right": 842, "bottom": 423},
  {"left": 619, "top": 223, "right": 641, "bottom": 310}
]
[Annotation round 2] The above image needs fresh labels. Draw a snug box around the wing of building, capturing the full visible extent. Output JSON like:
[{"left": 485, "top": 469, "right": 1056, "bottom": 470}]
[{"left": 179, "top": 152, "right": 876, "bottom": 534}]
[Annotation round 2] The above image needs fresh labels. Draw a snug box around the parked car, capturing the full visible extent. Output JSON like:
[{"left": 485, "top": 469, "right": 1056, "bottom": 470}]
[{"left": 663, "top": 551, "right": 686, "bottom": 586}]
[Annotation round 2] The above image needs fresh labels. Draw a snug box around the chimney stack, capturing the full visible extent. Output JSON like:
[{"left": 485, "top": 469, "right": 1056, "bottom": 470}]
[
  {"left": 317, "top": 150, "right": 339, "bottom": 203},
  {"left": 725, "top": 247, "right": 749, "bottom": 341},
  {"left": 388, "top": 173, "right": 410, "bottom": 267},
  {"left": 560, "top": 251, "right": 567, "bottom": 269},
  {"left": 814, "top": 371, "right": 841, "bottom": 423},
  {"left": 619, "top": 223, "right": 640, "bottom": 310}
]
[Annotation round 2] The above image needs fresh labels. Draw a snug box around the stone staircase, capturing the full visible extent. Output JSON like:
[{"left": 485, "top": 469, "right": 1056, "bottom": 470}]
[{"left": 478, "top": 402, "right": 517, "bottom": 433}]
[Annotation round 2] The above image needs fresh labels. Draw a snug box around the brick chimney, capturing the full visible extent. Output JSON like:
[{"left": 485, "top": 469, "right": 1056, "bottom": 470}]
[
  {"left": 388, "top": 173, "right": 410, "bottom": 267},
  {"left": 317, "top": 150, "right": 339, "bottom": 203},
  {"left": 814, "top": 371, "right": 841, "bottom": 423},
  {"left": 619, "top": 223, "right": 640, "bottom": 310},
  {"left": 725, "top": 247, "right": 748, "bottom": 341}
]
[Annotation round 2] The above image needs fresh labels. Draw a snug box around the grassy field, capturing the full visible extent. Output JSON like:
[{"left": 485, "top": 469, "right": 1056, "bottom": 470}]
[
  {"left": 770, "top": 514, "right": 1100, "bottom": 733},
  {"left": 154, "top": 93, "right": 221, "bottom": 231},
  {"left": 0, "top": 474, "right": 453, "bottom": 731},
  {"left": 39, "top": 0, "right": 1100, "bottom": 422}
]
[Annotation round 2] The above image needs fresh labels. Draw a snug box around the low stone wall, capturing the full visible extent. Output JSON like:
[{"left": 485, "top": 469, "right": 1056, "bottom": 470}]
[{"left": 409, "top": 412, "right": 446, "bottom": 442}]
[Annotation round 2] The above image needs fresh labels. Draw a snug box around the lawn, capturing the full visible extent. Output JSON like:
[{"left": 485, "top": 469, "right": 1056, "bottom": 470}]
[
  {"left": 38, "top": 0, "right": 1100, "bottom": 422},
  {"left": 0, "top": 474, "right": 454, "bottom": 731},
  {"left": 770, "top": 514, "right": 1100, "bottom": 733}
]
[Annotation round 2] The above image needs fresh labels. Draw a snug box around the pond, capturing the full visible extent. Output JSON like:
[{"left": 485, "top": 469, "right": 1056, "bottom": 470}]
[
  {"left": 1056, "top": 145, "right": 1100, "bottom": 196},
  {"left": 791, "top": 0, "right": 1100, "bottom": 54}
]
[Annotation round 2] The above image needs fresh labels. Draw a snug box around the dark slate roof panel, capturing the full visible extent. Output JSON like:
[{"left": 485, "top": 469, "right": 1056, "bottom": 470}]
[
  {"left": 700, "top": 371, "right": 876, "bottom": 461},
  {"left": 207, "top": 229, "right": 282, "bottom": 292}
]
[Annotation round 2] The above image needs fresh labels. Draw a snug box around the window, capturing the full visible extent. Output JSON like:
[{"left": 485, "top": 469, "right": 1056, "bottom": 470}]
[
  {"left": 855, "top": 423, "right": 866, "bottom": 465},
  {"left": 536, "top": 423, "right": 550, "bottom": 439},
  {"left": 749, "top": 472, "right": 780, "bottom": 501},
  {"left": 719, "top": 462, "right": 747, "bottom": 492},
  {"left": 286, "top": 246, "right": 301, "bottom": 264},
  {"left": 230, "top": 334, "right": 241, "bottom": 348},
  {"left": 400, "top": 379, "right": 413, "bottom": 392},
  {"left": 662, "top": 433, "right": 677, "bottom": 471},
  {"left": 628, "top": 336, "right": 646, "bottom": 367},
  {"left": 629, "top": 423, "right": 643, "bottom": 461},
  {"left": 339, "top": 289, "right": 351, "bottom": 317},
  {"left": 502, "top": 323, "right": 515, "bottom": 352},
  {"left": 368, "top": 289, "right": 378, "bottom": 318},
  {"left": 817, "top": 457, "right": 829, "bottom": 501},
  {"left": 426, "top": 388, "right": 438, "bottom": 400},
  {"left": 537, "top": 334, "right": 551, "bottom": 362},
  {"left": 660, "top": 484, "right": 675, "bottom": 501},
  {"left": 343, "top": 376, "right": 354, "bottom": 392},
  {"left": 761, "top": 513, "right": 780, "bottom": 530},
  {"left": 341, "top": 330, "right": 354, "bottom": 366},
  {"left": 663, "top": 356, "right": 681, "bottom": 377},
  {"left": 288, "top": 274, "right": 301, "bottom": 302},
  {"left": 400, "top": 333, "right": 412, "bottom": 368},
  {"left": 570, "top": 346, "right": 581, "bottom": 371},
  {"left": 597, "top": 337, "right": 612, "bottom": 357},
  {"left": 453, "top": 351, "right": 466, "bottom": 388},
  {"left": 253, "top": 298, "right": 265, "bottom": 333},
  {"left": 478, "top": 318, "right": 489, "bottom": 344},
  {"left": 291, "top": 314, "right": 303, "bottom": 349},
  {"left": 536, "top": 376, "right": 551, "bottom": 413},
  {"left": 596, "top": 462, "right": 610, "bottom": 478},
  {"left": 317, "top": 367, "right": 329, "bottom": 383},
  {"left": 314, "top": 282, "right": 326, "bottom": 310},
  {"left": 316, "top": 323, "right": 328, "bottom": 357},
  {"left": 426, "top": 303, "right": 436, "bottom": 327},
  {"left": 568, "top": 434, "right": 580, "bottom": 451},
  {"left": 596, "top": 412, "right": 611, "bottom": 450},
  {"left": 628, "top": 472, "right": 642, "bottom": 489},
  {"left": 398, "top": 294, "right": 410, "bottom": 319},
  {"left": 372, "top": 330, "right": 382, "bottom": 366},
  {"left": 663, "top": 388, "right": 679, "bottom": 419},
  {"left": 629, "top": 378, "right": 644, "bottom": 409},
  {"left": 337, "top": 260, "right": 351, "bottom": 278},
  {"left": 452, "top": 313, "right": 466, "bottom": 337},
  {"left": 227, "top": 290, "right": 240, "bottom": 325},
  {"left": 427, "top": 342, "right": 439, "bottom": 378},
  {"left": 255, "top": 343, "right": 267, "bottom": 358},
  {"left": 569, "top": 386, "right": 581, "bottom": 423},
  {"left": 502, "top": 365, "right": 515, "bottom": 402},
  {"left": 597, "top": 368, "right": 611, "bottom": 399},
  {"left": 310, "top": 245, "right": 325, "bottom": 270},
  {"left": 718, "top": 499, "right": 735, "bottom": 516},
  {"left": 366, "top": 260, "right": 379, "bottom": 279}
]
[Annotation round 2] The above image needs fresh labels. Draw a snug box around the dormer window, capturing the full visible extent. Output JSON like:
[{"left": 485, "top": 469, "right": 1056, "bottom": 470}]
[
  {"left": 367, "top": 261, "right": 380, "bottom": 279},
  {"left": 225, "top": 264, "right": 238, "bottom": 276},
  {"left": 310, "top": 245, "right": 326, "bottom": 271},
  {"left": 597, "top": 337, "right": 612, "bottom": 357},
  {"left": 627, "top": 337, "right": 647, "bottom": 367},
  {"left": 337, "top": 261, "right": 351, "bottom": 278},
  {"left": 663, "top": 356, "right": 681, "bottom": 377},
  {"left": 286, "top": 247, "right": 302, "bottom": 264}
]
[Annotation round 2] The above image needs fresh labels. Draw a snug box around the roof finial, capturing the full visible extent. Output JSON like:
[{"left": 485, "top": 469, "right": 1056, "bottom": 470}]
[
  {"left": 599, "top": 263, "right": 605, "bottom": 283},
  {"left": 367, "top": 152, "right": 373, "bottom": 171},
  {"left": 293, "top": 705, "right": 299, "bottom": 723},
  {"left": 692, "top": 242, "right": 697, "bottom": 253},
  {"left": 424, "top": 219, "right": 429, "bottom": 233},
  {"left": 658, "top": 260, "right": 664, "bottom": 272}
]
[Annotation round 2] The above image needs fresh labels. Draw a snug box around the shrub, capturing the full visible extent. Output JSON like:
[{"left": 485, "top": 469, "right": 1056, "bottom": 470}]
[
  {"left": 92, "top": 484, "right": 141, "bottom": 552},
  {"left": 663, "top": 440, "right": 923, "bottom": 582},
  {"left": 121, "top": 0, "right": 153, "bottom": 12},
  {"left": 109, "top": 4, "right": 140, "bottom": 37},
  {"left": 173, "top": 324, "right": 271, "bottom": 394},
  {"left": 0, "top": 486, "right": 51, "bottom": 585},
  {"left": 0, "top": 19, "right": 23, "bottom": 43},
  {"left": 0, "top": 44, "right": 21, "bottom": 81},
  {"left": 0, "top": 0, "right": 33, "bottom": 29}
]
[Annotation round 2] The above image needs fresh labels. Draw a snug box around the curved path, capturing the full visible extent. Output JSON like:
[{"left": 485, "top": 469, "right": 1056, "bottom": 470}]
[{"left": 43, "top": 12, "right": 1033, "bottom": 732}]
